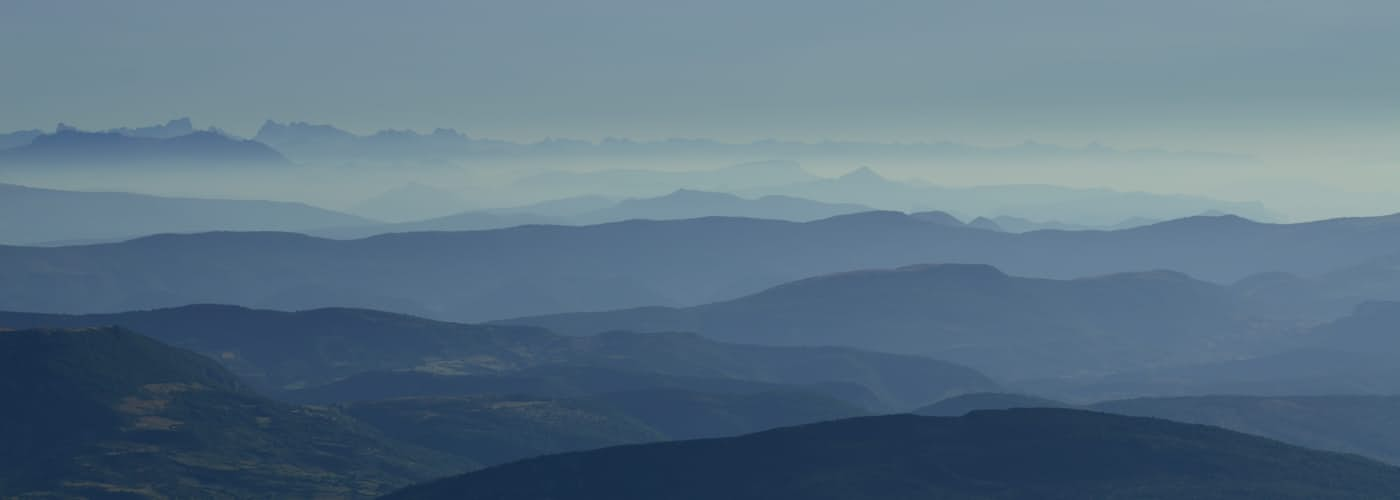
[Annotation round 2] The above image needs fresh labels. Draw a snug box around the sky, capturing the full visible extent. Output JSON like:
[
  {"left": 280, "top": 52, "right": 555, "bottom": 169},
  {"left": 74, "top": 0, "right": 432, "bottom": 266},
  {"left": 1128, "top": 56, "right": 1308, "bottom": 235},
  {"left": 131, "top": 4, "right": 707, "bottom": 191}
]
[{"left": 2, "top": 0, "right": 1399, "bottom": 178}]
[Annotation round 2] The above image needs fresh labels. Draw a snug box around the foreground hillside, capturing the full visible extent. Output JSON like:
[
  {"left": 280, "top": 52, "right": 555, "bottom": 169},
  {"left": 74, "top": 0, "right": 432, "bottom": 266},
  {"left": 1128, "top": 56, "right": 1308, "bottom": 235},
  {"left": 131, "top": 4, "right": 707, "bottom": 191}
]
[
  {"left": 7, "top": 212, "right": 1400, "bottom": 321},
  {"left": 386, "top": 409, "right": 1400, "bottom": 500},
  {"left": 919, "top": 393, "right": 1400, "bottom": 466},
  {"left": 0, "top": 326, "right": 885, "bottom": 497},
  {"left": 0, "top": 327, "right": 460, "bottom": 498}
]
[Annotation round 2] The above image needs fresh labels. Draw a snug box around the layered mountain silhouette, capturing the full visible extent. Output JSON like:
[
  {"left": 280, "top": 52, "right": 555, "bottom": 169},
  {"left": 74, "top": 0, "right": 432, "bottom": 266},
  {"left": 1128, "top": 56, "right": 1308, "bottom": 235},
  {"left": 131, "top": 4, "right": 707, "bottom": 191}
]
[
  {"left": 0, "top": 327, "right": 460, "bottom": 498},
  {"left": 0, "top": 182, "right": 370, "bottom": 245},
  {"left": 10, "top": 211, "right": 1400, "bottom": 323},
  {"left": 100, "top": 117, "right": 197, "bottom": 139},
  {"left": 1029, "top": 301, "right": 1400, "bottom": 399},
  {"left": 0, "top": 305, "right": 996, "bottom": 410},
  {"left": 254, "top": 120, "right": 521, "bottom": 161},
  {"left": 502, "top": 264, "right": 1250, "bottom": 380},
  {"left": 915, "top": 392, "right": 1071, "bottom": 416},
  {"left": 1235, "top": 253, "right": 1400, "bottom": 320},
  {"left": 573, "top": 189, "right": 870, "bottom": 224},
  {"left": 512, "top": 161, "right": 822, "bottom": 199},
  {"left": 345, "top": 182, "right": 475, "bottom": 222},
  {"left": 347, "top": 388, "right": 866, "bottom": 468},
  {"left": 0, "top": 128, "right": 43, "bottom": 149},
  {"left": 747, "top": 166, "right": 1277, "bottom": 225},
  {"left": 288, "top": 365, "right": 882, "bottom": 410},
  {"left": 385, "top": 408, "right": 1400, "bottom": 499},
  {"left": 0, "top": 129, "right": 288, "bottom": 168},
  {"left": 317, "top": 189, "right": 869, "bottom": 238}
]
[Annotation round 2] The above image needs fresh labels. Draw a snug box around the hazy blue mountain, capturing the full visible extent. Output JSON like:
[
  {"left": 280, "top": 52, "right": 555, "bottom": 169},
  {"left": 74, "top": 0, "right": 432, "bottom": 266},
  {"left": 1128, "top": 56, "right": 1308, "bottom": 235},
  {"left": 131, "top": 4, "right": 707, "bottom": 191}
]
[
  {"left": 253, "top": 120, "right": 516, "bottom": 161},
  {"left": 252, "top": 120, "right": 357, "bottom": 153},
  {"left": 1237, "top": 253, "right": 1400, "bottom": 320},
  {"left": 915, "top": 392, "right": 1070, "bottom": 416},
  {"left": 991, "top": 214, "right": 1162, "bottom": 232},
  {"left": 1028, "top": 348, "right": 1400, "bottom": 402},
  {"left": 0, "top": 327, "right": 460, "bottom": 498},
  {"left": 313, "top": 210, "right": 568, "bottom": 239},
  {"left": 749, "top": 166, "right": 1278, "bottom": 225},
  {"left": 574, "top": 189, "right": 871, "bottom": 224},
  {"left": 8, "top": 211, "right": 1400, "bottom": 322},
  {"left": 493, "top": 195, "right": 617, "bottom": 217},
  {"left": 501, "top": 264, "right": 1250, "bottom": 380},
  {"left": 0, "top": 182, "right": 371, "bottom": 245},
  {"left": 320, "top": 189, "right": 866, "bottom": 238},
  {"left": 1027, "top": 301, "right": 1400, "bottom": 400},
  {"left": 288, "top": 366, "right": 881, "bottom": 410},
  {"left": 1307, "top": 301, "right": 1400, "bottom": 351},
  {"left": 967, "top": 216, "right": 1004, "bottom": 231},
  {"left": 344, "top": 182, "right": 474, "bottom": 222},
  {"left": 342, "top": 395, "right": 667, "bottom": 469},
  {"left": 0, "top": 129, "right": 288, "bottom": 168},
  {"left": 350, "top": 389, "right": 865, "bottom": 469},
  {"left": 0, "top": 128, "right": 43, "bottom": 149},
  {"left": 1096, "top": 395, "right": 1400, "bottom": 466},
  {"left": 588, "top": 388, "right": 866, "bottom": 440},
  {"left": 103, "top": 117, "right": 196, "bottom": 139},
  {"left": 511, "top": 160, "right": 820, "bottom": 198},
  {"left": 386, "top": 409, "right": 1400, "bottom": 500},
  {"left": 0, "top": 305, "right": 996, "bottom": 410},
  {"left": 909, "top": 210, "right": 967, "bottom": 226}
]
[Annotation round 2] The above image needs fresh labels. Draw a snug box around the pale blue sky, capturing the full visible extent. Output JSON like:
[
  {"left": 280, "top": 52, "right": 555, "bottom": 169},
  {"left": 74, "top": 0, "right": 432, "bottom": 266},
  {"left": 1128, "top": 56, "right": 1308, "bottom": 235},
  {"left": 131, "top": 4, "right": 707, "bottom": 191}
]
[{"left": 3, "top": 0, "right": 1398, "bottom": 163}]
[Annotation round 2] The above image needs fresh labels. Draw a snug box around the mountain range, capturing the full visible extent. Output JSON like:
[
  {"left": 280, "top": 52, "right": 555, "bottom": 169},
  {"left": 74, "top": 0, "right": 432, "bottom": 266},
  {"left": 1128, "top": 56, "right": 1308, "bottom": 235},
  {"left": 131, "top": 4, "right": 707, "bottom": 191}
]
[
  {"left": 0, "top": 129, "right": 287, "bottom": 168},
  {"left": 8, "top": 211, "right": 1400, "bottom": 322}
]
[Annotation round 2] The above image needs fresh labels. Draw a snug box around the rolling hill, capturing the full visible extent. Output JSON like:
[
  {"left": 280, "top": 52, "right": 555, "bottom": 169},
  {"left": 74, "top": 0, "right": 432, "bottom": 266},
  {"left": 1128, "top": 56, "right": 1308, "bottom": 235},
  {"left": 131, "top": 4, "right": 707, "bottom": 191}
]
[
  {"left": 919, "top": 393, "right": 1400, "bottom": 467},
  {"left": 385, "top": 408, "right": 1400, "bottom": 499},
  {"left": 1025, "top": 301, "right": 1400, "bottom": 400},
  {"left": 501, "top": 264, "right": 1250, "bottom": 380}
]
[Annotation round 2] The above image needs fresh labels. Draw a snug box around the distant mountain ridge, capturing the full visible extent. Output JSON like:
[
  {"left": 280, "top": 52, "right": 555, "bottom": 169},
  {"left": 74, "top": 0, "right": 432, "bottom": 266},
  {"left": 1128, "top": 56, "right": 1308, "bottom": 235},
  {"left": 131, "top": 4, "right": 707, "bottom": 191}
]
[
  {"left": 747, "top": 166, "right": 1278, "bottom": 225},
  {"left": 0, "top": 129, "right": 287, "bottom": 168},
  {"left": 7, "top": 211, "right": 1400, "bottom": 322},
  {"left": 245, "top": 119, "right": 1247, "bottom": 166},
  {"left": 316, "top": 188, "right": 871, "bottom": 238},
  {"left": 0, "top": 182, "right": 370, "bottom": 245}
]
